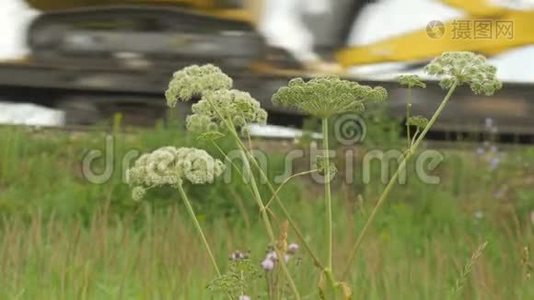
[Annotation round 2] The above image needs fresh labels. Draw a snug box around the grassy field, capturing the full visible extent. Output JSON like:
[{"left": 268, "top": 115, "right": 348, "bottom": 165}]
[{"left": 0, "top": 124, "right": 533, "bottom": 299}]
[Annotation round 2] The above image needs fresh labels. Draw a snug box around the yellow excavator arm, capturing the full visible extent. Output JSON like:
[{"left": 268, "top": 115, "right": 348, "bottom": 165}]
[{"left": 336, "top": 1, "right": 534, "bottom": 67}]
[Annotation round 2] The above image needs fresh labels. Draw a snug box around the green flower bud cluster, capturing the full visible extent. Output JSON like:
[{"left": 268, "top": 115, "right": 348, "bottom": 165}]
[
  {"left": 407, "top": 115, "right": 429, "bottom": 129},
  {"left": 165, "top": 64, "right": 233, "bottom": 107},
  {"left": 126, "top": 146, "right": 225, "bottom": 201},
  {"left": 272, "top": 77, "right": 387, "bottom": 118},
  {"left": 186, "top": 89, "right": 268, "bottom": 134},
  {"left": 315, "top": 155, "right": 337, "bottom": 179},
  {"left": 424, "top": 52, "right": 502, "bottom": 95},
  {"left": 397, "top": 75, "right": 426, "bottom": 89},
  {"left": 208, "top": 257, "right": 259, "bottom": 297}
]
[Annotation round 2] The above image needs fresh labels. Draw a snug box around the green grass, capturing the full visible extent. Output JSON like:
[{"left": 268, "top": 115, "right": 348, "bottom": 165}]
[{"left": 0, "top": 125, "right": 533, "bottom": 299}]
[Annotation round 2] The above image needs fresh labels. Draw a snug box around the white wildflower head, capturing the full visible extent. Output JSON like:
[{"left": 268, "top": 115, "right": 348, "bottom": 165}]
[
  {"left": 126, "top": 147, "right": 224, "bottom": 200},
  {"left": 165, "top": 64, "right": 233, "bottom": 107},
  {"left": 186, "top": 89, "right": 268, "bottom": 134},
  {"left": 239, "top": 295, "right": 251, "bottom": 300},
  {"left": 272, "top": 76, "right": 387, "bottom": 118},
  {"left": 424, "top": 52, "right": 502, "bottom": 95}
]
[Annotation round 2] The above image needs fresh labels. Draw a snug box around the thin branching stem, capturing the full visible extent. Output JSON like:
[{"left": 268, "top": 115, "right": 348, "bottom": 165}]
[
  {"left": 411, "top": 128, "right": 420, "bottom": 147},
  {"left": 342, "top": 80, "right": 459, "bottom": 278},
  {"left": 210, "top": 141, "right": 247, "bottom": 180},
  {"left": 264, "top": 170, "right": 318, "bottom": 209},
  {"left": 200, "top": 98, "right": 301, "bottom": 299},
  {"left": 232, "top": 131, "right": 325, "bottom": 270},
  {"left": 412, "top": 81, "right": 458, "bottom": 148},
  {"left": 248, "top": 154, "right": 325, "bottom": 270},
  {"left": 406, "top": 88, "right": 412, "bottom": 146},
  {"left": 235, "top": 138, "right": 301, "bottom": 300},
  {"left": 176, "top": 183, "right": 221, "bottom": 276}
]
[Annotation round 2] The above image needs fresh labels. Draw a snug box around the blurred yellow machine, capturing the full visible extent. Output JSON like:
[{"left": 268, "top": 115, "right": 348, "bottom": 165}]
[
  {"left": 24, "top": 0, "right": 534, "bottom": 72},
  {"left": 0, "top": 0, "right": 532, "bottom": 134},
  {"left": 27, "top": 0, "right": 258, "bottom": 21}
]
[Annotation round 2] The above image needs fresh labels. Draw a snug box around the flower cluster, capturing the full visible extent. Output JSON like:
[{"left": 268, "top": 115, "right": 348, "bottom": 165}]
[
  {"left": 260, "top": 243, "right": 299, "bottom": 271},
  {"left": 126, "top": 147, "right": 224, "bottom": 200},
  {"left": 315, "top": 155, "right": 337, "bottom": 179},
  {"left": 186, "top": 89, "right": 268, "bottom": 133},
  {"left": 165, "top": 64, "right": 268, "bottom": 134},
  {"left": 407, "top": 115, "right": 429, "bottom": 129},
  {"left": 165, "top": 64, "right": 233, "bottom": 107},
  {"left": 208, "top": 252, "right": 259, "bottom": 298},
  {"left": 272, "top": 76, "right": 387, "bottom": 118},
  {"left": 397, "top": 74, "right": 426, "bottom": 89},
  {"left": 424, "top": 51, "right": 502, "bottom": 95}
]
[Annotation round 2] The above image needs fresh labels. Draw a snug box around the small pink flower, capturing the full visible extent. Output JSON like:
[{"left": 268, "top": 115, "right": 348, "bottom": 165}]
[
  {"left": 261, "top": 258, "right": 275, "bottom": 271},
  {"left": 239, "top": 295, "right": 251, "bottom": 300},
  {"left": 288, "top": 243, "right": 299, "bottom": 254},
  {"left": 266, "top": 251, "right": 277, "bottom": 261}
]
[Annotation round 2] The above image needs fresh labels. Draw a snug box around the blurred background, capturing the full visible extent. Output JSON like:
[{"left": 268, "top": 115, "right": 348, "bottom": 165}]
[
  {"left": 1, "top": 2, "right": 534, "bottom": 299},
  {"left": 0, "top": 0, "right": 533, "bottom": 141}
]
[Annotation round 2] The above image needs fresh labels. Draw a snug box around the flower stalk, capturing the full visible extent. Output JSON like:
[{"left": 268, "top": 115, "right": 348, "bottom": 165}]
[
  {"left": 197, "top": 89, "right": 301, "bottom": 299},
  {"left": 342, "top": 80, "right": 459, "bottom": 278},
  {"left": 248, "top": 150, "right": 325, "bottom": 270},
  {"left": 176, "top": 182, "right": 221, "bottom": 276},
  {"left": 322, "top": 118, "right": 334, "bottom": 271},
  {"left": 229, "top": 127, "right": 301, "bottom": 300},
  {"left": 341, "top": 52, "right": 502, "bottom": 278},
  {"left": 147, "top": 53, "right": 502, "bottom": 299}
]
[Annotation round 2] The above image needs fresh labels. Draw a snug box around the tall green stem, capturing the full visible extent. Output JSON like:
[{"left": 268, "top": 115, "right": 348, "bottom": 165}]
[
  {"left": 236, "top": 145, "right": 301, "bottom": 300},
  {"left": 176, "top": 183, "right": 221, "bottom": 276},
  {"left": 322, "top": 118, "right": 334, "bottom": 272},
  {"left": 242, "top": 144, "right": 325, "bottom": 270},
  {"left": 412, "top": 81, "right": 458, "bottom": 149},
  {"left": 225, "top": 126, "right": 300, "bottom": 299},
  {"left": 342, "top": 81, "right": 458, "bottom": 278},
  {"left": 202, "top": 97, "right": 300, "bottom": 298}
]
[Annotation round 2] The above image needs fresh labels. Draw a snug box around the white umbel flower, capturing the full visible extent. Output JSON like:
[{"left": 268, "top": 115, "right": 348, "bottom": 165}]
[
  {"left": 425, "top": 51, "right": 502, "bottom": 96},
  {"left": 186, "top": 89, "right": 268, "bottom": 133},
  {"left": 126, "top": 147, "right": 224, "bottom": 201},
  {"left": 165, "top": 64, "right": 232, "bottom": 107}
]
